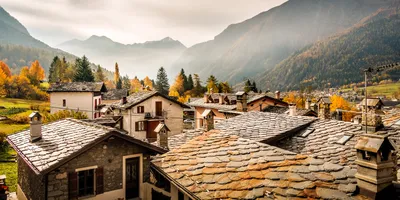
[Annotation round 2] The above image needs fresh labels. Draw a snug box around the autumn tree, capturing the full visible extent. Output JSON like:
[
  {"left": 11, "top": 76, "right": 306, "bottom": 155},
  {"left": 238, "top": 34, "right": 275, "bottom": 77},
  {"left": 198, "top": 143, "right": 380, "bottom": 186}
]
[
  {"left": 114, "top": 62, "right": 120, "bottom": 84},
  {"left": 73, "top": 56, "right": 94, "bottom": 82},
  {"left": 130, "top": 76, "right": 142, "bottom": 93},
  {"left": 0, "top": 61, "right": 11, "bottom": 77},
  {"left": 155, "top": 67, "right": 169, "bottom": 95},
  {"left": 143, "top": 76, "right": 153, "bottom": 89},
  {"left": 283, "top": 92, "right": 304, "bottom": 108},
  {"left": 206, "top": 75, "right": 219, "bottom": 93},
  {"left": 169, "top": 74, "right": 184, "bottom": 96},
  {"left": 330, "top": 95, "right": 355, "bottom": 121},
  {"left": 220, "top": 81, "right": 232, "bottom": 93},
  {"left": 95, "top": 65, "right": 105, "bottom": 82},
  {"left": 27, "top": 60, "right": 45, "bottom": 86}
]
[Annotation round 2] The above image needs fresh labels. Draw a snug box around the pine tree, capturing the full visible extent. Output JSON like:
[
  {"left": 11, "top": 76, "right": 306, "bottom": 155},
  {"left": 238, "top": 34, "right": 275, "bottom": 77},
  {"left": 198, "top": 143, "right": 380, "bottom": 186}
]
[
  {"left": 252, "top": 81, "right": 258, "bottom": 93},
  {"left": 114, "top": 62, "right": 120, "bottom": 84},
  {"left": 244, "top": 79, "right": 252, "bottom": 93},
  {"left": 155, "top": 67, "right": 170, "bottom": 95},
  {"left": 116, "top": 78, "right": 122, "bottom": 89},
  {"left": 48, "top": 56, "right": 59, "bottom": 83},
  {"left": 94, "top": 65, "right": 105, "bottom": 82},
  {"left": 73, "top": 55, "right": 94, "bottom": 82},
  {"left": 187, "top": 74, "right": 194, "bottom": 91},
  {"left": 180, "top": 68, "right": 189, "bottom": 91}
]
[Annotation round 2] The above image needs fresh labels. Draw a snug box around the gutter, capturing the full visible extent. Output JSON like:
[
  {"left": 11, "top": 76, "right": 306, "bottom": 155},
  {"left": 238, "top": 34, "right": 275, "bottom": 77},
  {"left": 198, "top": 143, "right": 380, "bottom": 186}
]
[{"left": 150, "top": 163, "right": 200, "bottom": 200}]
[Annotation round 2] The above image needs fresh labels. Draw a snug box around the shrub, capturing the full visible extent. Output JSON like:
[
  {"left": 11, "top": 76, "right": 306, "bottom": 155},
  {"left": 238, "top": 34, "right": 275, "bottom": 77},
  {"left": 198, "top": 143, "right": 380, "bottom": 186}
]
[
  {"left": 9, "top": 113, "right": 30, "bottom": 124},
  {"left": 30, "top": 104, "right": 40, "bottom": 111},
  {"left": 0, "top": 107, "right": 28, "bottom": 116},
  {"left": 0, "top": 131, "right": 7, "bottom": 151},
  {"left": 42, "top": 110, "right": 88, "bottom": 123}
]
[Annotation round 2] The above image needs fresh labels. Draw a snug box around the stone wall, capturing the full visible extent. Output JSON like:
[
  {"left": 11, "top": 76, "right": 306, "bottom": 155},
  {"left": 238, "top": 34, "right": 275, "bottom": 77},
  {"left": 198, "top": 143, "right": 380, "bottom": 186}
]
[
  {"left": 46, "top": 136, "right": 157, "bottom": 200},
  {"left": 17, "top": 155, "right": 46, "bottom": 200}
]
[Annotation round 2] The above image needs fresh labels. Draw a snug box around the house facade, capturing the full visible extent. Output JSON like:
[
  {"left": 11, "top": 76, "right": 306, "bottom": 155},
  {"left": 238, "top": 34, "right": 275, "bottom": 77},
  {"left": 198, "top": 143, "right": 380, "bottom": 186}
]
[
  {"left": 189, "top": 92, "right": 288, "bottom": 129},
  {"left": 110, "top": 91, "right": 190, "bottom": 142},
  {"left": 7, "top": 114, "right": 166, "bottom": 200},
  {"left": 48, "top": 82, "right": 107, "bottom": 119}
]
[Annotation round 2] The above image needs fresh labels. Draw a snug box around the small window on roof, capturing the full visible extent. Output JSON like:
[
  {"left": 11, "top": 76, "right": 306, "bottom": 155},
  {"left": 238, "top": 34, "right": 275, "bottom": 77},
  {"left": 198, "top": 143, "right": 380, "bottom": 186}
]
[
  {"left": 336, "top": 134, "right": 353, "bottom": 145},
  {"left": 300, "top": 128, "right": 315, "bottom": 137}
]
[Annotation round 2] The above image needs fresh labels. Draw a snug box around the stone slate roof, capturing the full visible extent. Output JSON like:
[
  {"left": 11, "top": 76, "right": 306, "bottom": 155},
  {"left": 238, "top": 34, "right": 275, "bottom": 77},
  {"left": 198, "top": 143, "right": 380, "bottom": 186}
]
[
  {"left": 263, "top": 105, "right": 288, "bottom": 114},
  {"left": 152, "top": 130, "right": 360, "bottom": 199},
  {"left": 152, "top": 129, "right": 204, "bottom": 150},
  {"left": 102, "top": 88, "right": 128, "bottom": 100},
  {"left": 360, "top": 98, "right": 384, "bottom": 107},
  {"left": 188, "top": 93, "right": 286, "bottom": 110},
  {"left": 275, "top": 120, "right": 400, "bottom": 174},
  {"left": 7, "top": 118, "right": 165, "bottom": 174},
  {"left": 48, "top": 82, "right": 106, "bottom": 92},
  {"left": 110, "top": 91, "right": 190, "bottom": 110},
  {"left": 215, "top": 112, "right": 316, "bottom": 143},
  {"left": 383, "top": 108, "right": 400, "bottom": 126}
]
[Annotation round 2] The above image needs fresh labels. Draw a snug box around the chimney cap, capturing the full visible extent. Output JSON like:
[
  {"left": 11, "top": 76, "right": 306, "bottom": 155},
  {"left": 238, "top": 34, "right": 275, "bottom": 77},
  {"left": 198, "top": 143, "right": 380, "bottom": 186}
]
[
  {"left": 29, "top": 112, "right": 42, "bottom": 121},
  {"left": 235, "top": 91, "right": 247, "bottom": 96}
]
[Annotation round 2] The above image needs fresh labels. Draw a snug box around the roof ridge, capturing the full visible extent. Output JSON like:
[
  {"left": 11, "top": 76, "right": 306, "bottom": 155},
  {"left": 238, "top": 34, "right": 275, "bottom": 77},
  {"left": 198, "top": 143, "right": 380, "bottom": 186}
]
[{"left": 66, "top": 118, "right": 116, "bottom": 132}]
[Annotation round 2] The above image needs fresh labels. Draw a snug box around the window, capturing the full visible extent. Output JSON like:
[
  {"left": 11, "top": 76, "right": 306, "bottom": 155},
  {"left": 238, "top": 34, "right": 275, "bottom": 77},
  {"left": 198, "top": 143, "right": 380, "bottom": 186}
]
[
  {"left": 135, "top": 121, "right": 146, "bottom": 131},
  {"left": 300, "top": 128, "right": 315, "bottom": 137},
  {"left": 95, "top": 99, "right": 98, "bottom": 109},
  {"left": 63, "top": 99, "right": 66, "bottom": 107},
  {"left": 156, "top": 102, "right": 162, "bottom": 116},
  {"left": 336, "top": 135, "right": 353, "bottom": 145},
  {"left": 78, "top": 169, "right": 95, "bottom": 197},
  {"left": 178, "top": 191, "right": 184, "bottom": 200},
  {"left": 137, "top": 106, "right": 145, "bottom": 113},
  {"left": 361, "top": 150, "right": 372, "bottom": 161}
]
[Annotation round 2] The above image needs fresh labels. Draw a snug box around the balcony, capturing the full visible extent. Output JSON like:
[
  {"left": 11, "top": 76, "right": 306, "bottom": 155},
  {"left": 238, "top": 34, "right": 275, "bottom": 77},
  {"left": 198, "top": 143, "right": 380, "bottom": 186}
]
[{"left": 144, "top": 111, "right": 167, "bottom": 119}]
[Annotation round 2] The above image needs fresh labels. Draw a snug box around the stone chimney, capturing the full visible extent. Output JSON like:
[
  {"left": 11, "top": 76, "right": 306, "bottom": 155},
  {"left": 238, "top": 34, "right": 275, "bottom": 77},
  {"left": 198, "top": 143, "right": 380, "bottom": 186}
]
[
  {"left": 361, "top": 98, "right": 384, "bottom": 132},
  {"left": 202, "top": 109, "right": 216, "bottom": 131},
  {"left": 236, "top": 91, "right": 248, "bottom": 112},
  {"left": 155, "top": 122, "right": 170, "bottom": 149},
  {"left": 289, "top": 103, "right": 297, "bottom": 116},
  {"left": 29, "top": 112, "right": 42, "bottom": 142},
  {"left": 121, "top": 96, "right": 127, "bottom": 104},
  {"left": 317, "top": 97, "right": 331, "bottom": 120},
  {"left": 305, "top": 98, "right": 311, "bottom": 110},
  {"left": 218, "top": 95, "right": 224, "bottom": 105},
  {"left": 355, "top": 132, "right": 397, "bottom": 199},
  {"left": 275, "top": 91, "right": 280, "bottom": 100},
  {"left": 203, "top": 93, "right": 209, "bottom": 103}
]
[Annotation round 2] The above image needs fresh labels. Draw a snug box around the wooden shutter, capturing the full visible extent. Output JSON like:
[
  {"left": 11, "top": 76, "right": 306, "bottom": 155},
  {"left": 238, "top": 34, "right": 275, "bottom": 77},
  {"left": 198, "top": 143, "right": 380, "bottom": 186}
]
[
  {"left": 137, "top": 106, "right": 140, "bottom": 113},
  {"left": 96, "top": 167, "right": 104, "bottom": 194},
  {"left": 68, "top": 172, "right": 78, "bottom": 200},
  {"left": 144, "top": 121, "right": 148, "bottom": 131},
  {"left": 135, "top": 122, "right": 139, "bottom": 131}
]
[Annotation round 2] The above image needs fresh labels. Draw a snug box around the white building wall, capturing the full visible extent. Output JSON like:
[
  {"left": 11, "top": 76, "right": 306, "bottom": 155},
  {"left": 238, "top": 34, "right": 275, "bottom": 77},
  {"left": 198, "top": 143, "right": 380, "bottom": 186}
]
[
  {"left": 50, "top": 92, "right": 97, "bottom": 119},
  {"left": 118, "top": 95, "right": 184, "bottom": 138}
]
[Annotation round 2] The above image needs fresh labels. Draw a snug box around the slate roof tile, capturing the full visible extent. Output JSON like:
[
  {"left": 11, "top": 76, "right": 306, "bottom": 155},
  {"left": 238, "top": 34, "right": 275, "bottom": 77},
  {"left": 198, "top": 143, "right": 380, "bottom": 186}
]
[
  {"left": 48, "top": 82, "right": 106, "bottom": 92},
  {"left": 152, "top": 130, "right": 361, "bottom": 199}
]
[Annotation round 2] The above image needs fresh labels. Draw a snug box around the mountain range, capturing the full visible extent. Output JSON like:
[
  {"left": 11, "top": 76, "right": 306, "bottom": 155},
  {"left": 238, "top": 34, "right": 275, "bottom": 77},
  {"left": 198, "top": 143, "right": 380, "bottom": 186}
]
[
  {"left": 171, "top": 0, "right": 394, "bottom": 89},
  {"left": 1, "top": 1, "right": 400, "bottom": 90},
  {"left": 57, "top": 35, "right": 186, "bottom": 78}
]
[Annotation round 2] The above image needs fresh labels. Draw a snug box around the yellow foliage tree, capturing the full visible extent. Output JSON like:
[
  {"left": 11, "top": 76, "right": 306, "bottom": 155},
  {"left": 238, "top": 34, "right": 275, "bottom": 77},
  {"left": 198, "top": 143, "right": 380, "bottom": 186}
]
[
  {"left": 28, "top": 60, "right": 45, "bottom": 86},
  {"left": 143, "top": 76, "right": 153, "bottom": 89},
  {"left": 178, "top": 95, "right": 191, "bottom": 103},
  {"left": 330, "top": 95, "right": 354, "bottom": 121},
  {"left": 20, "top": 66, "right": 30, "bottom": 78},
  {"left": 170, "top": 74, "right": 184, "bottom": 96},
  {"left": 130, "top": 77, "right": 142, "bottom": 93},
  {"left": 0, "top": 61, "right": 11, "bottom": 77},
  {"left": 283, "top": 92, "right": 304, "bottom": 108},
  {"left": 114, "top": 62, "right": 120, "bottom": 84},
  {"left": 0, "top": 70, "right": 9, "bottom": 96},
  {"left": 104, "top": 79, "right": 115, "bottom": 89}
]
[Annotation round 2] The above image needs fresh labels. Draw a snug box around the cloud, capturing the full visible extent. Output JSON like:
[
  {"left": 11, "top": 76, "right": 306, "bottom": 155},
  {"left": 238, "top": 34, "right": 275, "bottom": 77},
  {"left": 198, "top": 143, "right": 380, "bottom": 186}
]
[{"left": 0, "top": 0, "right": 287, "bottom": 47}]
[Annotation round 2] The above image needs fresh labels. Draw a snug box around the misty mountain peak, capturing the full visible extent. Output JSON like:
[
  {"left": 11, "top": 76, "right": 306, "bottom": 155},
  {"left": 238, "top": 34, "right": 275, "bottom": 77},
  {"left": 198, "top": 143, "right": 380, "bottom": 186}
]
[{"left": 86, "top": 35, "right": 114, "bottom": 42}]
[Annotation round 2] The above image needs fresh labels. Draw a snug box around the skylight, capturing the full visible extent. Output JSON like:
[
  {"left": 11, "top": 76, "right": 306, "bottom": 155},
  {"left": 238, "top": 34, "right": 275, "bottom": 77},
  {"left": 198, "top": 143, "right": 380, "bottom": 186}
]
[
  {"left": 300, "top": 128, "right": 315, "bottom": 137},
  {"left": 336, "top": 134, "right": 353, "bottom": 145}
]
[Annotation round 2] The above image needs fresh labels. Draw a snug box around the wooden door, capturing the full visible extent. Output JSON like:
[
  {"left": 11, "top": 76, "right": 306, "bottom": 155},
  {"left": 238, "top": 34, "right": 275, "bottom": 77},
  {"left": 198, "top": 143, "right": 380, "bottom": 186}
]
[
  {"left": 147, "top": 121, "right": 160, "bottom": 142},
  {"left": 126, "top": 157, "right": 140, "bottom": 199},
  {"left": 156, "top": 101, "right": 162, "bottom": 116}
]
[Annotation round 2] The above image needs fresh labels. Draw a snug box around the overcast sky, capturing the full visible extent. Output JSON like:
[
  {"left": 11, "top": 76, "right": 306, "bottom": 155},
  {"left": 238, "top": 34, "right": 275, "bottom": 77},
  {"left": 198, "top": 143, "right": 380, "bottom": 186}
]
[{"left": 0, "top": 0, "right": 286, "bottom": 47}]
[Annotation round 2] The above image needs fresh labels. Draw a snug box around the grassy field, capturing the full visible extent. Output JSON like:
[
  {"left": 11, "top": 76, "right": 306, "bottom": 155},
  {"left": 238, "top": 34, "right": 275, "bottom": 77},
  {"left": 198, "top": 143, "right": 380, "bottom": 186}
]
[
  {"left": 0, "top": 98, "right": 49, "bottom": 192},
  {"left": 340, "top": 82, "right": 400, "bottom": 98}
]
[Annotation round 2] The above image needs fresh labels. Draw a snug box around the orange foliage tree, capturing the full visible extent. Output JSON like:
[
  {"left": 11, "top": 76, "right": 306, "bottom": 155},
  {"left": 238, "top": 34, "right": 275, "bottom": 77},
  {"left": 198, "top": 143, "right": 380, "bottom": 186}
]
[
  {"left": 28, "top": 60, "right": 45, "bottom": 86},
  {"left": 330, "top": 95, "right": 355, "bottom": 121},
  {"left": 283, "top": 92, "right": 305, "bottom": 108},
  {"left": 143, "top": 76, "right": 153, "bottom": 89},
  {"left": 130, "top": 77, "right": 142, "bottom": 93}
]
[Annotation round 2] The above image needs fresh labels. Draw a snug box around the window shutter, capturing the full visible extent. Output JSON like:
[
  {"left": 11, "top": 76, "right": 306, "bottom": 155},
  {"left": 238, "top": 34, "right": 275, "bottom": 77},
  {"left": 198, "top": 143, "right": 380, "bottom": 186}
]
[
  {"left": 144, "top": 121, "right": 148, "bottom": 131},
  {"left": 137, "top": 106, "right": 140, "bottom": 113},
  {"left": 68, "top": 172, "right": 78, "bottom": 200},
  {"left": 135, "top": 122, "right": 139, "bottom": 131},
  {"left": 96, "top": 167, "right": 104, "bottom": 194}
]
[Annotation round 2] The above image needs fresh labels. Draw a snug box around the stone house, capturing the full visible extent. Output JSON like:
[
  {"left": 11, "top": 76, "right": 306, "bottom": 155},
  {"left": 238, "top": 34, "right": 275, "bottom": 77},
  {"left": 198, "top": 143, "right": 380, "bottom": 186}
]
[
  {"left": 6, "top": 112, "right": 167, "bottom": 200},
  {"left": 188, "top": 91, "right": 288, "bottom": 129},
  {"left": 48, "top": 82, "right": 107, "bottom": 119},
  {"left": 110, "top": 91, "right": 190, "bottom": 142}
]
